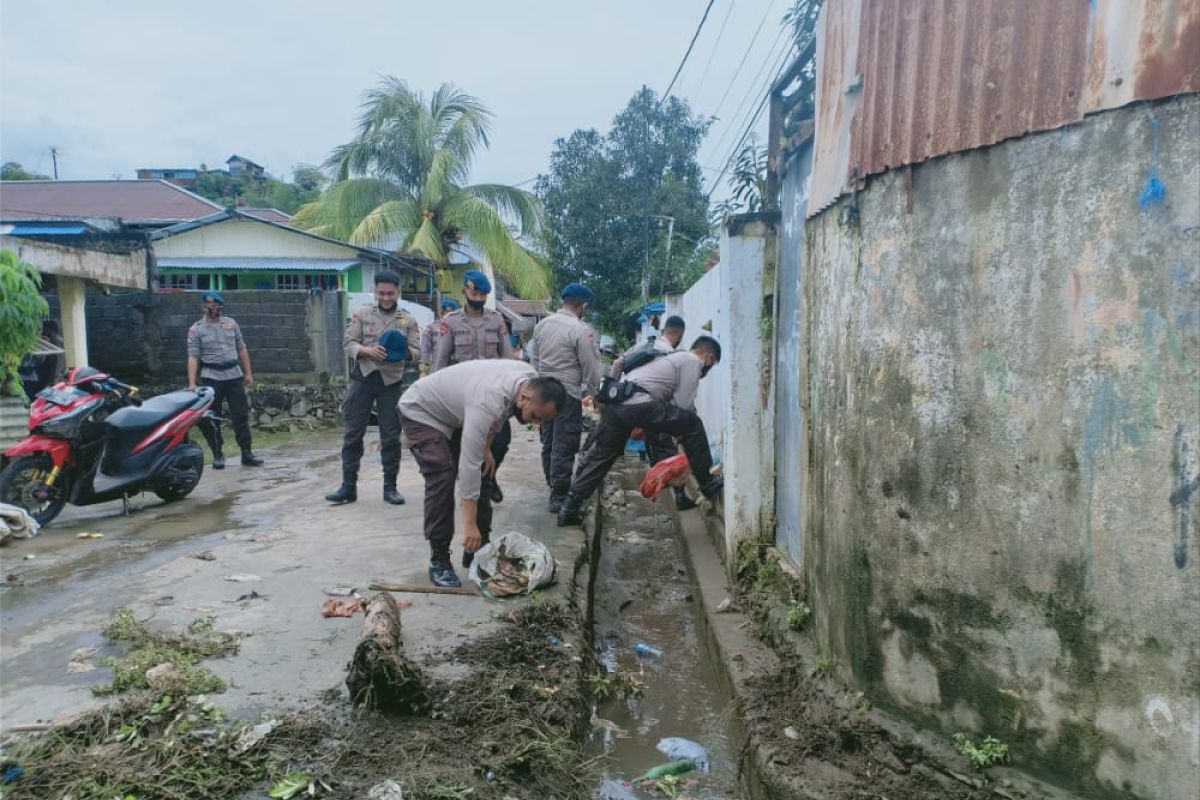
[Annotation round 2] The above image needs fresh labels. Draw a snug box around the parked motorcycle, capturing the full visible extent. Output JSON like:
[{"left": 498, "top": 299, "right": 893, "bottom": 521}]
[{"left": 0, "top": 366, "right": 221, "bottom": 526}]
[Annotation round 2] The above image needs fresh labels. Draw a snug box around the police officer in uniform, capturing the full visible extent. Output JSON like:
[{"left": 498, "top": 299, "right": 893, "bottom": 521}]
[
  {"left": 326, "top": 270, "right": 420, "bottom": 505},
  {"left": 529, "top": 283, "right": 602, "bottom": 512},
  {"left": 420, "top": 297, "right": 458, "bottom": 377},
  {"left": 558, "top": 336, "right": 726, "bottom": 526},
  {"left": 611, "top": 315, "right": 697, "bottom": 508},
  {"left": 432, "top": 269, "right": 513, "bottom": 510},
  {"left": 186, "top": 291, "right": 263, "bottom": 468}
]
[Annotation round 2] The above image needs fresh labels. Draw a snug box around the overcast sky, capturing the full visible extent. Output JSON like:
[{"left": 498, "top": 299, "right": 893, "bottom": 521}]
[{"left": 0, "top": 0, "right": 794, "bottom": 198}]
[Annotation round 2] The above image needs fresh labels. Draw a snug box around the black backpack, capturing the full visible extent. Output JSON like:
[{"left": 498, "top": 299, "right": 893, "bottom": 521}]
[{"left": 621, "top": 342, "right": 664, "bottom": 374}]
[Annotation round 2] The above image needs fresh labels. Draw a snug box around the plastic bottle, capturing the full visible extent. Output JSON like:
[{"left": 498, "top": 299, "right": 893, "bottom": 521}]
[
  {"left": 633, "top": 642, "right": 663, "bottom": 659},
  {"left": 656, "top": 737, "right": 711, "bottom": 772}
]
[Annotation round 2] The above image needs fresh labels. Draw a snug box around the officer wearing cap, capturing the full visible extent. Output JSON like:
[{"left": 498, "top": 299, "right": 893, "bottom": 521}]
[
  {"left": 433, "top": 269, "right": 513, "bottom": 512},
  {"left": 420, "top": 298, "right": 458, "bottom": 376},
  {"left": 529, "top": 282, "right": 602, "bottom": 512},
  {"left": 186, "top": 291, "right": 262, "bottom": 468},
  {"left": 326, "top": 270, "right": 420, "bottom": 506}
]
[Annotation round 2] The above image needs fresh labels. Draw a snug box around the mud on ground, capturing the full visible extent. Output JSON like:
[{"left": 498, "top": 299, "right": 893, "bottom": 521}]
[{"left": 2, "top": 600, "right": 593, "bottom": 800}]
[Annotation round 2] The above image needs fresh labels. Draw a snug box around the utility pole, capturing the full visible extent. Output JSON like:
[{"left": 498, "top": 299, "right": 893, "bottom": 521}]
[
  {"left": 651, "top": 215, "right": 675, "bottom": 297},
  {"left": 49, "top": 146, "right": 59, "bottom": 180}
]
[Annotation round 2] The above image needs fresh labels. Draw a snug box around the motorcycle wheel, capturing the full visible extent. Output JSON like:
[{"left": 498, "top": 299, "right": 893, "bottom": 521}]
[
  {"left": 153, "top": 460, "right": 204, "bottom": 502},
  {"left": 0, "top": 453, "right": 69, "bottom": 526}
]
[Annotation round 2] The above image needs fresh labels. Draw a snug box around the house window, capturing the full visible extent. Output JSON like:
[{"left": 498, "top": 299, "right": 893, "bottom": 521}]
[
  {"left": 222, "top": 275, "right": 239, "bottom": 290},
  {"left": 158, "top": 273, "right": 195, "bottom": 290},
  {"left": 196, "top": 275, "right": 211, "bottom": 290},
  {"left": 276, "top": 274, "right": 303, "bottom": 290}
]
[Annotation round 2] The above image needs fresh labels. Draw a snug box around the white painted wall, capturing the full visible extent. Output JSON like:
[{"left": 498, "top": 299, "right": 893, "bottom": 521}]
[{"left": 155, "top": 218, "right": 358, "bottom": 260}]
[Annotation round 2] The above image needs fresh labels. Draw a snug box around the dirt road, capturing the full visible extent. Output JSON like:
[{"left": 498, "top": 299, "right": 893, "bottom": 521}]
[{"left": 0, "top": 426, "right": 583, "bottom": 729}]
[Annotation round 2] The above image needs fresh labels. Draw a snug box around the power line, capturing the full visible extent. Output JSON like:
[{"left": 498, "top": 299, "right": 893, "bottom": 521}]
[
  {"left": 706, "top": 0, "right": 781, "bottom": 120},
  {"left": 693, "top": 0, "right": 737, "bottom": 102},
  {"left": 706, "top": 52, "right": 794, "bottom": 199},
  {"left": 660, "top": 0, "right": 717, "bottom": 102},
  {"left": 703, "top": 25, "right": 791, "bottom": 172}
]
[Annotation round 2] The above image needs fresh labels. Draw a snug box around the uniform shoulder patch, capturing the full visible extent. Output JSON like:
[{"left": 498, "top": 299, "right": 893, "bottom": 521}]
[{"left": 439, "top": 320, "right": 451, "bottom": 334}]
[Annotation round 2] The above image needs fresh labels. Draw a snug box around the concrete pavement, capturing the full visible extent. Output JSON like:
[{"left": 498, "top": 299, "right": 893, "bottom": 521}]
[{"left": 0, "top": 424, "right": 583, "bottom": 728}]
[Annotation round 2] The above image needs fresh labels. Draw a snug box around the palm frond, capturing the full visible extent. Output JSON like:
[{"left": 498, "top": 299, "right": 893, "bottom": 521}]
[
  {"left": 465, "top": 184, "right": 543, "bottom": 238},
  {"left": 442, "top": 193, "right": 550, "bottom": 298},
  {"left": 406, "top": 216, "right": 449, "bottom": 267},
  {"left": 292, "top": 178, "right": 401, "bottom": 241},
  {"left": 347, "top": 198, "right": 421, "bottom": 247}
]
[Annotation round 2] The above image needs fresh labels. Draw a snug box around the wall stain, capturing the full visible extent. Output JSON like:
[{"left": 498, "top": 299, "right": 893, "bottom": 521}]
[{"left": 1170, "top": 424, "right": 1198, "bottom": 568}]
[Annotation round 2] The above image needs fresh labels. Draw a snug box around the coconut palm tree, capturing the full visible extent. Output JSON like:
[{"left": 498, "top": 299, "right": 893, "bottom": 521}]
[{"left": 294, "top": 78, "right": 550, "bottom": 298}]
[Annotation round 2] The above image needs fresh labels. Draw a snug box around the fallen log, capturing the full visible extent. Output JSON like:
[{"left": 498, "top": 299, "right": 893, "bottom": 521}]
[
  {"left": 368, "top": 580, "right": 478, "bottom": 596},
  {"left": 345, "top": 592, "right": 428, "bottom": 714}
]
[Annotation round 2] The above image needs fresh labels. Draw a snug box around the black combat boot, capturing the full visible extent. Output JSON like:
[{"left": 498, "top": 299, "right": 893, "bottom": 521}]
[
  {"left": 382, "top": 480, "right": 405, "bottom": 505},
  {"left": 674, "top": 486, "right": 698, "bottom": 510},
  {"left": 429, "top": 543, "right": 461, "bottom": 588},
  {"left": 699, "top": 475, "right": 724, "bottom": 500},
  {"left": 556, "top": 493, "right": 586, "bottom": 527},
  {"left": 325, "top": 483, "right": 357, "bottom": 504},
  {"left": 241, "top": 450, "right": 264, "bottom": 467},
  {"left": 488, "top": 479, "right": 504, "bottom": 503},
  {"left": 547, "top": 493, "right": 568, "bottom": 513},
  {"left": 211, "top": 452, "right": 226, "bottom": 470}
]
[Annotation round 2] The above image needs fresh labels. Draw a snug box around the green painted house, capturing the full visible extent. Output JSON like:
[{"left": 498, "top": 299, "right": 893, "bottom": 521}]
[{"left": 151, "top": 209, "right": 434, "bottom": 302}]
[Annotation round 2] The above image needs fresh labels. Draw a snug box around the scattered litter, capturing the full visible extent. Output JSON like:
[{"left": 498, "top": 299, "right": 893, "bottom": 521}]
[
  {"left": 66, "top": 647, "right": 98, "bottom": 673},
  {"left": 224, "top": 574, "right": 261, "bottom": 582},
  {"left": 548, "top": 636, "right": 560, "bottom": 645},
  {"left": 636, "top": 759, "right": 694, "bottom": 781},
  {"left": 75, "top": 532, "right": 104, "bottom": 540},
  {"left": 234, "top": 719, "right": 277, "bottom": 753},
  {"left": 181, "top": 605, "right": 215, "bottom": 613},
  {"left": 597, "top": 778, "right": 639, "bottom": 800},
  {"left": 1, "top": 764, "right": 24, "bottom": 784},
  {"left": 590, "top": 709, "right": 629, "bottom": 738},
  {"left": 323, "top": 586, "right": 354, "bottom": 597},
  {"left": 191, "top": 550, "right": 216, "bottom": 561},
  {"left": 485, "top": 770, "right": 495, "bottom": 782},
  {"left": 633, "top": 641, "right": 663, "bottom": 659},
  {"left": 154, "top": 595, "right": 175, "bottom": 606},
  {"left": 640, "top": 453, "right": 690, "bottom": 500},
  {"left": 322, "top": 598, "right": 361, "bottom": 618},
  {"left": 0, "top": 502, "right": 40, "bottom": 542},
  {"left": 716, "top": 597, "right": 735, "bottom": 613},
  {"left": 657, "top": 737, "right": 711, "bottom": 772},
  {"left": 233, "top": 590, "right": 268, "bottom": 603},
  {"left": 784, "top": 725, "right": 800, "bottom": 740},
  {"left": 23, "top": 554, "right": 36, "bottom": 560},
  {"left": 468, "top": 531, "right": 556, "bottom": 597},
  {"left": 368, "top": 779, "right": 405, "bottom": 800}
]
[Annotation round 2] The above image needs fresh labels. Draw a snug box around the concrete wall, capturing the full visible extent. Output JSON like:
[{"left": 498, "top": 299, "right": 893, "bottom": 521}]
[
  {"left": 795, "top": 95, "right": 1199, "bottom": 799},
  {"left": 49, "top": 289, "right": 344, "bottom": 384}
]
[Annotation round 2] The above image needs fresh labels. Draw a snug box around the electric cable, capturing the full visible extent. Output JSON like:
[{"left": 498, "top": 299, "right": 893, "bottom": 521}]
[
  {"left": 703, "top": 25, "right": 791, "bottom": 175},
  {"left": 705, "top": 0, "right": 782, "bottom": 121},
  {"left": 692, "top": 0, "right": 737, "bottom": 104},
  {"left": 660, "top": 0, "right": 718, "bottom": 102}
]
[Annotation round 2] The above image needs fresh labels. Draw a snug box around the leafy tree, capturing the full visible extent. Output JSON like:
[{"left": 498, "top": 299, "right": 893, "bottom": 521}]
[
  {"left": 537, "top": 87, "right": 710, "bottom": 334},
  {"left": 193, "top": 170, "right": 318, "bottom": 215},
  {"left": 0, "top": 250, "right": 50, "bottom": 397},
  {"left": 294, "top": 78, "right": 549, "bottom": 298},
  {"left": 292, "top": 163, "right": 327, "bottom": 192},
  {"left": 1, "top": 162, "right": 51, "bottom": 181}
]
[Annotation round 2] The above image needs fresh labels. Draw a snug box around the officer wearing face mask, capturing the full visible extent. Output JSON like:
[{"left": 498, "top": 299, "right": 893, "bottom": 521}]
[
  {"left": 432, "top": 270, "right": 513, "bottom": 506},
  {"left": 557, "top": 336, "right": 725, "bottom": 526}
]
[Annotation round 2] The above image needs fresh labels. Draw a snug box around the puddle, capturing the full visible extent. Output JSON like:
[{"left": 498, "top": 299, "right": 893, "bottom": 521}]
[{"left": 587, "top": 466, "right": 742, "bottom": 798}]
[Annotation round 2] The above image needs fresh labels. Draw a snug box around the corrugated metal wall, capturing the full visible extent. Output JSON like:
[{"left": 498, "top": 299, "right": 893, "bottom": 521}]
[{"left": 809, "top": 0, "right": 1200, "bottom": 216}]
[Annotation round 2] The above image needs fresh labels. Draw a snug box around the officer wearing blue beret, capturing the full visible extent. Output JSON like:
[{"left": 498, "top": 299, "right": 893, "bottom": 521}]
[
  {"left": 419, "top": 297, "right": 459, "bottom": 376},
  {"left": 186, "top": 291, "right": 262, "bottom": 468}
]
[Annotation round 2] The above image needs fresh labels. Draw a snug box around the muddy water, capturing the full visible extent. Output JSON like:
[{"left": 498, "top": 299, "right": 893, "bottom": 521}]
[{"left": 587, "top": 466, "right": 742, "bottom": 799}]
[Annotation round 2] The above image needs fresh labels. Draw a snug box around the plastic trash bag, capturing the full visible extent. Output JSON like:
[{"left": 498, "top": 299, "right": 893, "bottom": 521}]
[
  {"left": 656, "top": 736, "right": 711, "bottom": 772},
  {"left": 639, "top": 453, "right": 690, "bottom": 500},
  {"left": 468, "top": 531, "right": 556, "bottom": 598},
  {"left": 0, "top": 502, "right": 40, "bottom": 545}
]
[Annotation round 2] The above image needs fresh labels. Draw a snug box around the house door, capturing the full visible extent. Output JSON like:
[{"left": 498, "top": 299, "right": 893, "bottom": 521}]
[{"left": 773, "top": 142, "right": 812, "bottom": 568}]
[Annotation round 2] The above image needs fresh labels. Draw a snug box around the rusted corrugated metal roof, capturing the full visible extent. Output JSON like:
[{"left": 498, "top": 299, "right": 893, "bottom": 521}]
[{"left": 807, "top": 0, "right": 1200, "bottom": 217}]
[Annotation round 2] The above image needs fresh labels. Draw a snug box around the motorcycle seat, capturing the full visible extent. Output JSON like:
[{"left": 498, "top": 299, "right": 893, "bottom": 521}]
[{"left": 106, "top": 391, "right": 199, "bottom": 431}]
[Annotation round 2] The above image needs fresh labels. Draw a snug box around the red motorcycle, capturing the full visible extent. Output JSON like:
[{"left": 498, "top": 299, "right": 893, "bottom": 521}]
[{"left": 0, "top": 366, "right": 219, "bottom": 526}]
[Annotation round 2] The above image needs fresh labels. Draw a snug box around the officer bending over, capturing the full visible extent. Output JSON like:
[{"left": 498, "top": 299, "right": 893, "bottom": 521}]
[
  {"left": 400, "top": 360, "right": 565, "bottom": 587},
  {"left": 326, "top": 270, "right": 420, "bottom": 505},
  {"left": 433, "top": 269, "right": 513, "bottom": 503},
  {"left": 186, "top": 291, "right": 262, "bottom": 468},
  {"left": 558, "top": 336, "right": 725, "bottom": 526}
]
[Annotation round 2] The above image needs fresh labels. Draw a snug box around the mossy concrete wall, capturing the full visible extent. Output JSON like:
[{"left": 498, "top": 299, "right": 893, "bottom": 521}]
[{"left": 798, "top": 95, "right": 1199, "bottom": 799}]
